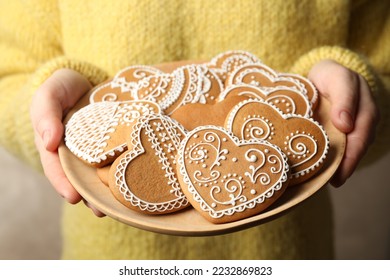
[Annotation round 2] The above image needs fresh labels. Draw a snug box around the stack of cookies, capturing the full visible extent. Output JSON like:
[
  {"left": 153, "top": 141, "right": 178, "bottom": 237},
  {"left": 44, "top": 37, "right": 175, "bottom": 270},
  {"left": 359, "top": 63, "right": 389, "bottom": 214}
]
[{"left": 64, "top": 50, "right": 329, "bottom": 224}]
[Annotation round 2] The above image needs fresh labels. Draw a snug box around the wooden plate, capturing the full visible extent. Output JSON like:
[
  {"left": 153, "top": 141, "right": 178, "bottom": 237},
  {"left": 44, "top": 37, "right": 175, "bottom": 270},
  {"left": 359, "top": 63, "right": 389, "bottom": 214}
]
[{"left": 58, "top": 62, "right": 346, "bottom": 236}]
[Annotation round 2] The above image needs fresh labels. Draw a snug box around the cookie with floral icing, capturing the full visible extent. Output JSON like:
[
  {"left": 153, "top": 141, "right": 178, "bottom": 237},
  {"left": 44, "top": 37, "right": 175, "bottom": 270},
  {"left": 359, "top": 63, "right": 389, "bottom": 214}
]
[
  {"left": 206, "top": 50, "right": 261, "bottom": 81},
  {"left": 65, "top": 100, "right": 161, "bottom": 167},
  {"left": 133, "top": 64, "right": 223, "bottom": 115},
  {"left": 225, "top": 99, "right": 329, "bottom": 185},
  {"left": 225, "top": 63, "right": 318, "bottom": 109},
  {"left": 89, "top": 65, "right": 162, "bottom": 103},
  {"left": 219, "top": 84, "right": 312, "bottom": 117},
  {"left": 176, "top": 126, "right": 290, "bottom": 223},
  {"left": 170, "top": 95, "right": 247, "bottom": 131},
  {"left": 109, "top": 114, "right": 189, "bottom": 214}
]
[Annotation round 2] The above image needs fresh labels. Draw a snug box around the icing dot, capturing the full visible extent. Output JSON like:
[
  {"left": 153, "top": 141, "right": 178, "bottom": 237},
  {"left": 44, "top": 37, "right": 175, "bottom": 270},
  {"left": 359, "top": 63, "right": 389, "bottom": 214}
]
[
  {"left": 232, "top": 157, "right": 238, "bottom": 162},
  {"left": 250, "top": 189, "right": 256, "bottom": 195},
  {"left": 202, "top": 164, "right": 207, "bottom": 168},
  {"left": 222, "top": 138, "right": 227, "bottom": 142},
  {"left": 211, "top": 203, "right": 217, "bottom": 208}
]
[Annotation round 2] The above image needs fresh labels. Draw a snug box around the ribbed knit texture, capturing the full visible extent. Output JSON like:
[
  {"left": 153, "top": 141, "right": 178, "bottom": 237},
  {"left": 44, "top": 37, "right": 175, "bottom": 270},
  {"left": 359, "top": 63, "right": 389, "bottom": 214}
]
[{"left": 0, "top": 0, "right": 389, "bottom": 259}]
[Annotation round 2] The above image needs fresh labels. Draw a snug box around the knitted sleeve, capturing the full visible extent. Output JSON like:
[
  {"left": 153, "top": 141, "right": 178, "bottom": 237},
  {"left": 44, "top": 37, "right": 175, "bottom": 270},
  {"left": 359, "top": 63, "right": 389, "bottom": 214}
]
[{"left": 0, "top": 1, "right": 108, "bottom": 169}]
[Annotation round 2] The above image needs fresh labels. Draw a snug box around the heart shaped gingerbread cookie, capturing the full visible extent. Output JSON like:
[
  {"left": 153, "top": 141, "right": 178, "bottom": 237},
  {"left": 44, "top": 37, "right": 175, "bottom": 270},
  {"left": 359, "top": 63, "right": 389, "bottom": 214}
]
[
  {"left": 133, "top": 64, "right": 223, "bottom": 115},
  {"left": 206, "top": 50, "right": 261, "bottom": 81},
  {"left": 170, "top": 95, "right": 247, "bottom": 131},
  {"left": 65, "top": 100, "right": 160, "bottom": 167},
  {"left": 89, "top": 65, "right": 162, "bottom": 103},
  {"left": 177, "top": 126, "right": 290, "bottom": 223},
  {"left": 226, "top": 63, "right": 318, "bottom": 108},
  {"left": 225, "top": 99, "right": 329, "bottom": 185},
  {"left": 109, "top": 114, "right": 189, "bottom": 214},
  {"left": 219, "top": 84, "right": 312, "bottom": 117}
]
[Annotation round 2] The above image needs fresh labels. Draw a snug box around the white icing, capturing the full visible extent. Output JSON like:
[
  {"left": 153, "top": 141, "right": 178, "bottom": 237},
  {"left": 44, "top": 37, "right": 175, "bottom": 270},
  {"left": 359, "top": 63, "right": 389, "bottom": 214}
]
[
  {"left": 114, "top": 113, "right": 188, "bottom": 212},
  {"left": 65, "top": 101, "right": 160, "bottom": 165},
  {"left": 177, "top": 125, "right": 289, "bottom": 219},
  {"left": 225, "top": 98, "right": 329, "bottom": 181},
  {"left": 131, "top": 64, "right": 223, "bottom": 115},
  {"left": 207, "top": 50, "right": 261, "bottom": 76},
  {"left": 279, "top": 72, "right": 319, "bottom": 107}
]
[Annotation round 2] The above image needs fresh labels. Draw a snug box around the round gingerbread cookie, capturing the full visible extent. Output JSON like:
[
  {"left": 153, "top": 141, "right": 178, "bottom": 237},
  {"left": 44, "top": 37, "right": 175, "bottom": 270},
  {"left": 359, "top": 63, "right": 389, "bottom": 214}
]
[
  {"left": 108, "top": 113, "right": 189, "bottom": 214},
  {"left": 64, "top": 100, "right": 161, "bottom": 167},
  {"left": 176, "top": 125, "right": 290, "bottom": 224},
  {"left": 225, "top": 99, "right": 329, "bottom": 186}
]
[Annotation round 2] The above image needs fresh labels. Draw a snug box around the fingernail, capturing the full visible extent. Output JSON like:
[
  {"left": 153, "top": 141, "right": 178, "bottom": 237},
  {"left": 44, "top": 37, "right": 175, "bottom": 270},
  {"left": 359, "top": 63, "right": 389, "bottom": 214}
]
[
  {"left": 42, "top": 130, "right": 51, "bottom": 149},
  {"left": 340, "top": 111, "right": 353, "bottom": 131}
]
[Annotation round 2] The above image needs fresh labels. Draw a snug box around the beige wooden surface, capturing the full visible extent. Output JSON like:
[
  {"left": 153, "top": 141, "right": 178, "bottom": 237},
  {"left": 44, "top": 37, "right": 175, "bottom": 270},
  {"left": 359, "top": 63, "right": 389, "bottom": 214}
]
[{"left": 1, "top": 147, "right": 390, "bottom": 259}]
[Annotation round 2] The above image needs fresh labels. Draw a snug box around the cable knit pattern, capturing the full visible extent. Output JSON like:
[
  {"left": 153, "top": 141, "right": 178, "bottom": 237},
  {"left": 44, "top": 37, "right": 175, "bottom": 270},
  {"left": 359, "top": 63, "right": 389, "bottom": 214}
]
[{"left": 0, "top": 0, "right": 389, "bottom": 259}]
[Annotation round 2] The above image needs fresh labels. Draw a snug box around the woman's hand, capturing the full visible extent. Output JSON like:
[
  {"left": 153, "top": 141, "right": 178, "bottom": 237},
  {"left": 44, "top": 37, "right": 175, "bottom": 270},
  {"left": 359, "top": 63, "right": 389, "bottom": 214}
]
[
  {"left": 308, "top": 60, "right": 380, "bottom": 187},
  {"left": 30, "top": 69, "right": 105, "bottom": 216}
]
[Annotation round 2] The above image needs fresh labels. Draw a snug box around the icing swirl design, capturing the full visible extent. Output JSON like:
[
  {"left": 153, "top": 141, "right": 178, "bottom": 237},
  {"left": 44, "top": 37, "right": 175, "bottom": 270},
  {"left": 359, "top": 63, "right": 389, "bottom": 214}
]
[
  {"left": 177, "top": 126, "right": 289, "bottom": 223},
  {"left": 206, "top": 50, "right": 261, "bottom": 81},
  {"left": 225, "top": 63, "right": 318, "bottom": 109},
  {"left": 219, "top": 83, "right": 312, "bottom": 117},
  {"left": 226, "top": 99, "right": 329, "bottom": 185}
]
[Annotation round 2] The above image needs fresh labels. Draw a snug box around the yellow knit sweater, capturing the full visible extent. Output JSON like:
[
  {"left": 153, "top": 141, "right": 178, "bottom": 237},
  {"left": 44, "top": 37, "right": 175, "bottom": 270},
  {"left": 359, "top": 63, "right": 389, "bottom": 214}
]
[{"left": 0, "top": 0, "right": 389, "bottom": 259}]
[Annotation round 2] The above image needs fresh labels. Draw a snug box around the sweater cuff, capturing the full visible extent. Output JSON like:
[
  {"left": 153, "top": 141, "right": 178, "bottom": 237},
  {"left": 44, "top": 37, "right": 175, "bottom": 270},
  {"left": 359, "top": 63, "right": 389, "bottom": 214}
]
[
  {"left": 290, "top": 46, "right": 378, "bottom": 96},
  {"left": 30, "top": 56, "right": 109, "bottom": 90}
]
